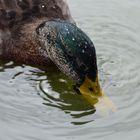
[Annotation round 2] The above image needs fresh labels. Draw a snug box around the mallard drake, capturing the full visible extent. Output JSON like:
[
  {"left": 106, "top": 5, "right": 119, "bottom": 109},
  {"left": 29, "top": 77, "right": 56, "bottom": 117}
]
[{"left": 0, "top": 0, "right": 112, "bottom": 107}]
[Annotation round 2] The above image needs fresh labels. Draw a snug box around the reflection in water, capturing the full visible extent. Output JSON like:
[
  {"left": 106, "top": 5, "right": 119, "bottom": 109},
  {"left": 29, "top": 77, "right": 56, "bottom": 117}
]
[
  {"left": 32, "top": 67, "right": 96, "bottom": 120},
  {"left": 0, "top": 61, "right": 97, "bottom": 126}
]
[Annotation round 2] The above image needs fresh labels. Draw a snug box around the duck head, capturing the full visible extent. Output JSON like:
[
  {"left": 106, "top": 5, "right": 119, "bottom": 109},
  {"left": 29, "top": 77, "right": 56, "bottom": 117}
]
[{"left": 37, "top": 19, "right": 103, "bottom": 105}]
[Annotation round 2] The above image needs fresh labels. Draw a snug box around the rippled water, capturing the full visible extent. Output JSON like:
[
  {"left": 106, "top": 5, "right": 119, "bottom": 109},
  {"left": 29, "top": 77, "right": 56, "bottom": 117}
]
[{"left": 1, "top": 0, "right": 140, "bottom": 139}]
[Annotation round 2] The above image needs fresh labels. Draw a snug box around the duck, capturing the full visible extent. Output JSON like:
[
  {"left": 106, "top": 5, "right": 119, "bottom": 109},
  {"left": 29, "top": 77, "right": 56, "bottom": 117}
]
[{"left": 0, "top": 0, "right": 109, "bottom": 107}]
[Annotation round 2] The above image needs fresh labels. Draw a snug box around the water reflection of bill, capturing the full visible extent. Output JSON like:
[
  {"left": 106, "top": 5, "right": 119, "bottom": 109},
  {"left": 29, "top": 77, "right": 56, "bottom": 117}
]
[{"left": 82, "top": 92, "right": 117, "bottom": 116}]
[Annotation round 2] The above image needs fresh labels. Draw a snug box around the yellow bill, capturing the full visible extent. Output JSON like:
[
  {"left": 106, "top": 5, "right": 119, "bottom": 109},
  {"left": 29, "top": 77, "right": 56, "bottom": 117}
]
[{"left": 79, "top": 76, "right": 116, "bottom": 114}]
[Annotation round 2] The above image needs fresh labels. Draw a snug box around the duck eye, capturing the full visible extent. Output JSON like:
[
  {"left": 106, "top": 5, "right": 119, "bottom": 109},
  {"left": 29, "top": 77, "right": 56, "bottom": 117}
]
[{"left": 88, "top": 87, "right": 93, "bottom": 92}]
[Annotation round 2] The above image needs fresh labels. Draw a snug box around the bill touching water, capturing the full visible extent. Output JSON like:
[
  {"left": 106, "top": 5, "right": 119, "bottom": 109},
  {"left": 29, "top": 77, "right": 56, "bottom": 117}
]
[{"left": 79, "top": 75, "right": 116, "bottom": 115}]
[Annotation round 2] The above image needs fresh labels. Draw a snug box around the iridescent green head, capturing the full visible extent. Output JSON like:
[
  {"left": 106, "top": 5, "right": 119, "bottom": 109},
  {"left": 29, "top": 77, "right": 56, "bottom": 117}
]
[{"left": 37, "top": 19, "right": 103, "bottom": 104}]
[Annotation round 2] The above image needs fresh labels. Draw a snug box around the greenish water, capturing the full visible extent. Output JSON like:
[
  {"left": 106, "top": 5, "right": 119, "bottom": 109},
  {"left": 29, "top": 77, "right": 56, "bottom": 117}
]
[{"left": 1, "top": 0, "right": 140, "bottom": 139}]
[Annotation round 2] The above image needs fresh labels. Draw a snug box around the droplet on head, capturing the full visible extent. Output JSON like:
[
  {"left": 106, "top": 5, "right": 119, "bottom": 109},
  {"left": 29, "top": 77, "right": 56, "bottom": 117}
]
[
  {"left": 72, "top": 38, "right": 75, "bottom": 41},
  {"left": 41, "top": 5, "right": 45, "bottom": 8},
  {"left": 82, "top": 49, "right": 85, "bottom": 53}
]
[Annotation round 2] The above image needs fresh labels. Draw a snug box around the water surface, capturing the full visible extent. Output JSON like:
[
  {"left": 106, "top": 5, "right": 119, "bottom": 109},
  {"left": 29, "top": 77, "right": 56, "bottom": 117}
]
[{"left": 0, "top": 0, "right": 140, "bottom": 139}]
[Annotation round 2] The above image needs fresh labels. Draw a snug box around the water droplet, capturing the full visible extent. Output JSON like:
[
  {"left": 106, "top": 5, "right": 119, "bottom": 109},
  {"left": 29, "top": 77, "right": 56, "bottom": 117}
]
[
  {"left": 72, "top": 38, "right": 75, "bottom": 41},
  {"left": 41, "top": 5, "right": 45, "bottom": 8},
  {"left": 82, "top": 50, "right": 85, "bottom": 53}
]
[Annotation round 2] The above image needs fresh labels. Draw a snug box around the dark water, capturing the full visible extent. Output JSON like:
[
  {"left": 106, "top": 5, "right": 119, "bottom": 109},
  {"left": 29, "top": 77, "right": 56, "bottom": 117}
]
[{"left": 1, "top": 0, "right": 140, "bottom": 139}]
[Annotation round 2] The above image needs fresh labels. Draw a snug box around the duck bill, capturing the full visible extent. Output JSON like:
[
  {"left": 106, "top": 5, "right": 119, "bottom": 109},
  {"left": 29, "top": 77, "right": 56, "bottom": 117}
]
[
  {"left": 79, "top": 76, "right": 116, "bottom": 113},
  {"left": 79, "top": 75, "right": 103, "bottom": 105}
]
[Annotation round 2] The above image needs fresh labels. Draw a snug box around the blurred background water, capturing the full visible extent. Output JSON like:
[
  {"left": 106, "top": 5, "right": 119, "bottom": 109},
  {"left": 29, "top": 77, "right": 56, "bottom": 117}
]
[{"left": 0, "top": 0, "right": 140, "bottom": 139}]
